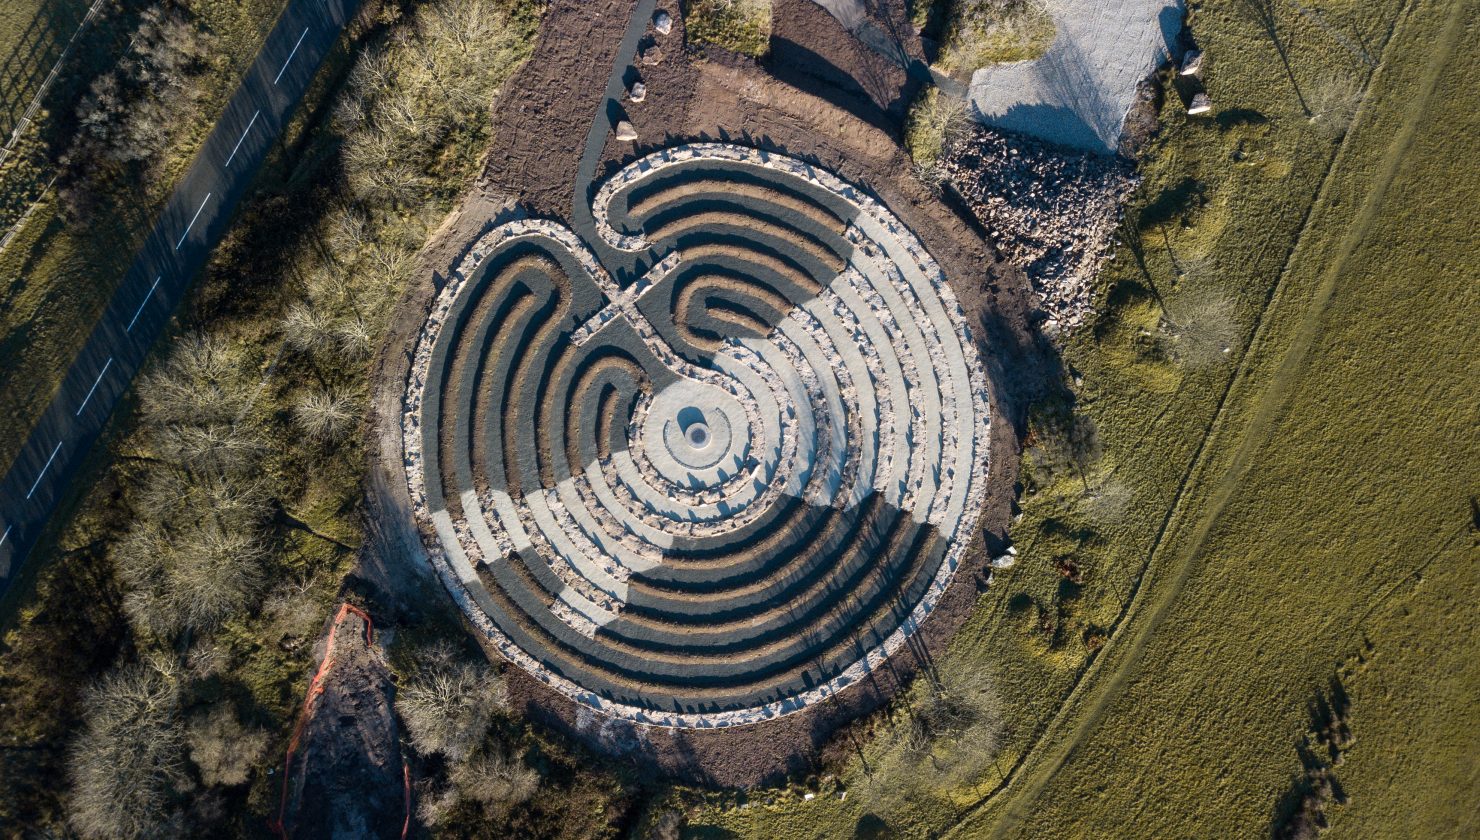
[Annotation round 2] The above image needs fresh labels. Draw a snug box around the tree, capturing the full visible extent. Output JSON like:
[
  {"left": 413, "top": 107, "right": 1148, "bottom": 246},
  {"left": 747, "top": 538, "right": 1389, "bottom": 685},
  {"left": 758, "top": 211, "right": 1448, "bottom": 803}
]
[
  {"left": 282, "top": 302, "right": 337, "bottom": 356},
  {"left": 293, "top": 389, "right": 356, "bottom": 443},
  {"left": 395, "top": 649, "right": 508, "bottom": 763},
  {"left": 115, "top": 519, "right": 267, "bottom": 639},
  {"left": 449, "top": 744, "right": 540, "bottom": 814},
  {"left": 904, "top": 666, "right": 1004, "bottom": 787},
  {"left": 66, "top": 664, "right": 188, "bottom": 839},
  {"left": 186, "top": 704, "right": 268, "bottom": 787}
]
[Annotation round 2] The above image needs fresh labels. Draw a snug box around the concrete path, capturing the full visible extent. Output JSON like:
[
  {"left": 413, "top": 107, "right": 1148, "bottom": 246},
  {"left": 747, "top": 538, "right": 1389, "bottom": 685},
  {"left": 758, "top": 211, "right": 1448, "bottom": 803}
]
[{"left": 0, "top": 0, "right": 361, "bottom": 602}]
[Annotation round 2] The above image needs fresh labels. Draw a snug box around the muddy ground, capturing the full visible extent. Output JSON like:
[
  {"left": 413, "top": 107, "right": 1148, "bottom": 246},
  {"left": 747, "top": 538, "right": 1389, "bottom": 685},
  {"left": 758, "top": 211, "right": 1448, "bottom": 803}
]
[
  {"left": 364, "top": 0, "right": 1059, "bottom": 787},
  {"left": 278, "top": 608, "right": 405, "bottom": 838}
]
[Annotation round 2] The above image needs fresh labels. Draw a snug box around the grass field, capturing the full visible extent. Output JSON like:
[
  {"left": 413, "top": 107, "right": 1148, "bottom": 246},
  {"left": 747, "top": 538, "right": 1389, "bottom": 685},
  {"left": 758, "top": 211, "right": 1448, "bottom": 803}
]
[
  {"left": 0, "top": 0, "right": 91, "bottom": 135},
  {"left": 678, "top": 0, "right": 1480, "bottom": 836},
  {"left": 0, "top": 0, "right": 287, "bottom": 474}
]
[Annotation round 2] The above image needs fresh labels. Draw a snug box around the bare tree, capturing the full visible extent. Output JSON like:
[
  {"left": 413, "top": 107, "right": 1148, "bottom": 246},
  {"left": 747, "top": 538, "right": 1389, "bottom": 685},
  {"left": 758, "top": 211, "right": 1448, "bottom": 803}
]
[
  {"left": 450, "top": 744, "right": 540, "bottom": 813},
  {"left": 282, "top": 302, "right": 337, "bottom": 356},
  {"left": 293, "top": 389, "right": 356, "bottom": 443},
  {"left": 186, "top": 704, "right": 269, "bottom": 787},
  {"left": 116, "top": 520, "right": 267, "bottom": 639},
  {"left": 66, "top": 665, "right": 188, "bottom": 839},
  {"left": 396, "top": 648, "right": 508, "bottom": 763}
]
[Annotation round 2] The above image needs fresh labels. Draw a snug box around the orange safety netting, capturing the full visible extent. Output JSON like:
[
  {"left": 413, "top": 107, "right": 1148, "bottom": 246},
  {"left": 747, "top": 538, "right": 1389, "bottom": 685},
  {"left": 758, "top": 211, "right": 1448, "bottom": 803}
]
[{"left": 268, "top": 602, "right": 411, "bottom": 839}]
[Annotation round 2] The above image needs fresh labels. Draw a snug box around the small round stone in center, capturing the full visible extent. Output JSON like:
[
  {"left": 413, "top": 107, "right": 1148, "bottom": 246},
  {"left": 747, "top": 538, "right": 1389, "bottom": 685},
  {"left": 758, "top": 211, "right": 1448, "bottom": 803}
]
[{"left": 686, "top": 422, "right": 711, "bottom": 450}]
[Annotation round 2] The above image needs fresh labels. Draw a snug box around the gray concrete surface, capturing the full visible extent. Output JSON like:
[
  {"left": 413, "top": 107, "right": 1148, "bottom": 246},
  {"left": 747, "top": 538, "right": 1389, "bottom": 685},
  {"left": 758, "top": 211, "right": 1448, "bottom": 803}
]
[{"left": 965, "top": 0, "right": 1184, "bottom": 153}]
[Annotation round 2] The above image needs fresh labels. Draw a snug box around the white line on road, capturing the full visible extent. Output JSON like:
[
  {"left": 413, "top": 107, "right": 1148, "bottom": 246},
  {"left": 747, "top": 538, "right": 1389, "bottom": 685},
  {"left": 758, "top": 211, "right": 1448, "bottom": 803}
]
[
  {"left": 26, "top": 442, "right": 62, "bottom": 500},
  {"left": 76, "top": 357, "right": 113, "bottom": 416},
  {"left": 176, "top": 193, "right": 212, "bottom": 250},
  {"left": 224, "top": 109, "right": 261, "bottom": 167},
  {"left": 126, "top": 275, "right": 162, "bottom": 332},
  {"left": 0, "top": 525, "right": 11, "bottom": 548},
  {"left": 274, "top": 27, "right": 310, "bottom": 85}
]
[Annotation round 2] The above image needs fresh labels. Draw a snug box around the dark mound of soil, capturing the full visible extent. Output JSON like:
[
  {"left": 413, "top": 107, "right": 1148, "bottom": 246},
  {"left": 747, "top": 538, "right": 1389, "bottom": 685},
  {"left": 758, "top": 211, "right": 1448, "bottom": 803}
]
[{"left": 277, "top": 607, "right": 405, "bottom": 839}]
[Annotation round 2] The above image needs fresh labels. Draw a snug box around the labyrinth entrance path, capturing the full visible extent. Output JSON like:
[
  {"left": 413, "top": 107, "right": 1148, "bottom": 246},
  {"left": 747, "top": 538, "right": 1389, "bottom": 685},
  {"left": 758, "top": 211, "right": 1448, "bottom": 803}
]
[{"left": 401, "top": 144, "right": 992, "bottom": 727}]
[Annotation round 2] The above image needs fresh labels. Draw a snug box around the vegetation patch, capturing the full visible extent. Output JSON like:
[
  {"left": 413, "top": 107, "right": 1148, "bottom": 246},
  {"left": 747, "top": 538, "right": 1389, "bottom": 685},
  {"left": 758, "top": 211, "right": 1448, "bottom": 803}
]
[
  {"left": 926, "top": 0, "right": 1056, "bottom": 81},
  {"left": 680, "top": 0, "right": 1467, "bottom": 836},
  {"left": 0, "top": 0, "right": 287, "bottom": 473},
  {"left": 684, "top": 0, "right": 772, "bottom": 58},
  {"left": 904, "top": 84, "right": 967, "bottom": 177},
  {"left": 0, "top": 0, "right": 544, "bottom": 833}
]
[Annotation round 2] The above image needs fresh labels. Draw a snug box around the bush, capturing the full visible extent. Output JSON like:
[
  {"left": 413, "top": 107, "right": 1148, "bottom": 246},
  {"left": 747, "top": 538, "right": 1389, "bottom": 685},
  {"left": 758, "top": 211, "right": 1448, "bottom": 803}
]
[
  {"left": 684, "top": 0, "right": 773, "bottom": 58},
  {"left": 59, "top": 7, "right": 215, "bottom": 219},
  {"left": 186, "top": 704, "right": 268, "bottom": 787},
  {"left": 904, "top": 85, "right": 968, "bottom": 176},
  {"left": 66, "top": 664, "right": 188, "bottom": 839},
  {"left": 450, "top": 744, "right": 540, "bottom": 813},
  {"left": 395, "top": 648, "right": 509, "bottom": 763},
  {"left": 293, "top": 389, "right": 356, "bottom": 443},
  {"left": 935, "top": 0, "right": 1055, "bottom": 80}
]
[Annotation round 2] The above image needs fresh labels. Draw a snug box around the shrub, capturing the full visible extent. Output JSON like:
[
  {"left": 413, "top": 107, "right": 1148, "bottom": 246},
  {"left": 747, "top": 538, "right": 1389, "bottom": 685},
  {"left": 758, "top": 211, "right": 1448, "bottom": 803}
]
[
  {"left": 59, "top": 7, "right": 215, "bottom": 219},
  {"left": 66, "top": 664, "right": 188, "bottom": 839},
  {"left": 293, "top": 389, "right": 356, "bottom": 443},
  {"left": 186, "top": 704, "right": 268, "bottom": 787},
  {"left": 904, "top": 85, "right": 968, "bottom": 176},
  {"left": 450, "top": 744, "right": 541, "bottom": 814},
  {"left": 395, "top": 648, "right": 509, "bottom": 763},
  {"left": 685, "top": 0, "right": 773, "bottom": 58}
]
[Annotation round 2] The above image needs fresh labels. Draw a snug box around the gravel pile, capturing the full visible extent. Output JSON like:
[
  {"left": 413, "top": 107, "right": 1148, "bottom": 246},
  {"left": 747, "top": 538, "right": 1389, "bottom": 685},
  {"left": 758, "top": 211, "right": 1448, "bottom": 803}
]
[{"left": 944, "top": 127, "right": 1138, "bottom": 336}]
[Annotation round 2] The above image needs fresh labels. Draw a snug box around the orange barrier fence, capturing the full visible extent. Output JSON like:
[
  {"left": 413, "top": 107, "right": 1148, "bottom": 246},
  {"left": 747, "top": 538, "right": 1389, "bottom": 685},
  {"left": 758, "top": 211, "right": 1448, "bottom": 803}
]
[{"left": 269, "top": 603, "right": 408, "bottom": 838}]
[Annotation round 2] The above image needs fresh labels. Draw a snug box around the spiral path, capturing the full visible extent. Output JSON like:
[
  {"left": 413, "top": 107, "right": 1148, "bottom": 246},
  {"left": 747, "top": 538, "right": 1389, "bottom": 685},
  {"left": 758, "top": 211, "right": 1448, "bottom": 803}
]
[{"left": 402, "top": 144, "right": 992, "bottom": 727}]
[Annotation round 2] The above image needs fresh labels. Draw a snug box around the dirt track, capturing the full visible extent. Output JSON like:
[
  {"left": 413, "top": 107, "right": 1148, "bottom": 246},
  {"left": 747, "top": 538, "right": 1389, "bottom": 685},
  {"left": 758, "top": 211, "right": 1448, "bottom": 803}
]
[{"left": 367, "top": 0, "right": 1042, "bottom": 787}]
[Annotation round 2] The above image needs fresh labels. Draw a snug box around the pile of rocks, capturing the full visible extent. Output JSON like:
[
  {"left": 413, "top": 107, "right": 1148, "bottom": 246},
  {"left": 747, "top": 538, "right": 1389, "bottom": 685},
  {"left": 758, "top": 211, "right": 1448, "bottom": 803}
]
[{"left": 943, "top": 127, "right": 1138, "bottom": 336}]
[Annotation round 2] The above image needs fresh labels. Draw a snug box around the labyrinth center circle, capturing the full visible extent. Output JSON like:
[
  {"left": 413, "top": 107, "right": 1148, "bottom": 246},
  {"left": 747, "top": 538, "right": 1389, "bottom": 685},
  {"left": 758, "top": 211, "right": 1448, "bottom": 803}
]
[
  {"left": 645, "top": 379, "right": 743, "bottom": 479},
  {"left": 400, "top": 144, "right": 993, "bottom": 728}
]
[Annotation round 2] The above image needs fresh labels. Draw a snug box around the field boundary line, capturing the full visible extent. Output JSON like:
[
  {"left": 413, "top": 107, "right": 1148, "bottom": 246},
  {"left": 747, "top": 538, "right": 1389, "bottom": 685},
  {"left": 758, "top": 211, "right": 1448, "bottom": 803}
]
[{"left": 943, "top": 0, "right": 1434, "bottom": 835}]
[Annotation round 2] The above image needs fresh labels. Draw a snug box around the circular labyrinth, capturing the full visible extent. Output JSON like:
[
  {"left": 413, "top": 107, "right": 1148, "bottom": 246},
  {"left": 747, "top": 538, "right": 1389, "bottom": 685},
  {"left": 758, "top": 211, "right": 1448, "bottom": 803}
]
[{"left": 402, "top": 144, "right": 991, "bottom": 727}]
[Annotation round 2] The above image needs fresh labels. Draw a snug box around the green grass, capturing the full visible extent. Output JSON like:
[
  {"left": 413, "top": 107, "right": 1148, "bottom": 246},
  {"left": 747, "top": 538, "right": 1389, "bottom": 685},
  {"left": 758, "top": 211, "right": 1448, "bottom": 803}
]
[
  {"left": 684, "top": 0, "right": 772, "bottom": 58},
  {"left": 958, "top": 1, "right": 1478, "bottom": 834},
  {"left": 680, "top": 0, "right": 1475, "bottom": 837},
  {"left": 921, "top": 0, "right": 1056, "bottom": 81},
  {"left": 0, "top": 0, "right": 91, "bottom": 132},
  {"left": 0, "top": 0, "right": 287, "bottom": 473}
]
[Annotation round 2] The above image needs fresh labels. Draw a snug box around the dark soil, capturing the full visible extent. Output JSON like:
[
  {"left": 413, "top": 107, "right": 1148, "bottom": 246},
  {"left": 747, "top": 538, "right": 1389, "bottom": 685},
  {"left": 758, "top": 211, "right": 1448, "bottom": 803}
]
[
  {"left": 278, "top": 609, "right": 405, "bottom": 839},
  {"left": 368, "top": 0, "right": 1053, "bottom": 788}
]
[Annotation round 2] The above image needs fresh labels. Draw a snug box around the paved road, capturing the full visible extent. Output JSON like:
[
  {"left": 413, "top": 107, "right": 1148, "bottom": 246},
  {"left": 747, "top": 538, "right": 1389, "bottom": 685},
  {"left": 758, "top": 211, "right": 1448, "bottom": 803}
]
[{"left": 0, "top": 0, "right": 360, "bottom": 601}]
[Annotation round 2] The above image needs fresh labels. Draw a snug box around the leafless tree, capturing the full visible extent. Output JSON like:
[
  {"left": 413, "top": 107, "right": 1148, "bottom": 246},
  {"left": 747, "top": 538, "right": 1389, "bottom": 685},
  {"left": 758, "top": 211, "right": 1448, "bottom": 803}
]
[
  {"left": 66, "top": 664, "right": 188, "bottom": 839},
  {"left": 186, "top": 704, "right": 269, "bottom": 787},
  {"left": 450, "top": 744, "right": 540, "bottom": 813},
  {"left": 282, "top": 302, "right": 337, "bottom": 356},
  {"left": 396, "top": 648, "right": 508, "bottom": 763},
  {"left": 293, "top": 389, "right": 356, "bottom": 443}
]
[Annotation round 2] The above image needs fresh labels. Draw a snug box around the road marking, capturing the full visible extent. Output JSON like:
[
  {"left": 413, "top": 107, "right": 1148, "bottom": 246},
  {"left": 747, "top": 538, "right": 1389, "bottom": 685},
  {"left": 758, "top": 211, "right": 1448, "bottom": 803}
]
[
  {"left": 224, "top": 109, "right": 261, "bottom": 167},
  {"left": 274, "top": 27, "right": 310, "bottom": 85},
  {"left": 26, "top": 442, "right": 62, "bottom": 500},
  {"left": 76, "top": 357, "right": 113, "bottom": 416},
  {"left": 126, "top": 275, "right": 162, "bottom": 332},
  {"left": 176, "top": 192, "right": 211, "bottom": 250},
  {"left": 0, "top": 525, "right": 10, "bottom": 548}
]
